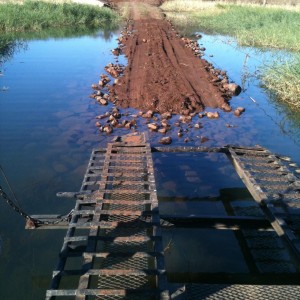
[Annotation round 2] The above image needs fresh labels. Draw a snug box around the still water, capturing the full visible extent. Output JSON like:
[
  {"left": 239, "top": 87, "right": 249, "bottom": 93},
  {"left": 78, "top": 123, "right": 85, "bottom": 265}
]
[{"left": 0, "top": 27, "right": 300, "bottom": 299}]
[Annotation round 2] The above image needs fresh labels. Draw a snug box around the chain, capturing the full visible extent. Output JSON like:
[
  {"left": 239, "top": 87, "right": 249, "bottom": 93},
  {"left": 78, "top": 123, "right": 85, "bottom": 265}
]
[
  {"left": 0, "top": 185, "right": 73, "bottom": 228},
  {"left": 0, "top": 185, "right": 33, "bottom": 220}
]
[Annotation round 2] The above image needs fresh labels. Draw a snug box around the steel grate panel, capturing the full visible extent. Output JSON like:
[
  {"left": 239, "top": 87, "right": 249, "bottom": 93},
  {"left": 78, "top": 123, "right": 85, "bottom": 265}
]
[
  {"left": 251, "top": 249, "right": 291, "bottom": 262},
  {"left": 104, "top": 193, "right": 150, "bottom": 201},
  {"left": 256, "top": 261, "right": 297, "bottom": 273},
  {"left": 95, "top": 257, "right": 150, "bottom": 270},
  {"left": 97, "top": 275, "right": 152, "bottom": 289},
  {"left": 109, "top": 176, "right": 148, "bottom": 182},
  {"left": 286, "top": 216, "right": 300, "bottom": 230},
  {"left": 242, "top": 230, "right": 285, "bottom": 249},
  {"left": 96, "top": 295, "right": 155, "bottom": 300},
  {"left": 106, "top": 203, "right": 147, "bottom": 211},
  {"left": 102, "top": 227, "right": 149, "bottom": 237},
  {"left": 232, "top": 206, "right": 265, "bottom": 217},
  {"left": 185, "top": 284, "right": 300, "bottom": 300},
  {"left": 101, "top": 241, "right": 155, "bottom": 253},
  {"left": 106, "top": 215, "right": 146, "bottom": 223},
  {"left": 108, "top": 162, "right": 147, "bottom": 168},
  {"left": 105, "top": 183, "right": 150, "bottom": 191}
]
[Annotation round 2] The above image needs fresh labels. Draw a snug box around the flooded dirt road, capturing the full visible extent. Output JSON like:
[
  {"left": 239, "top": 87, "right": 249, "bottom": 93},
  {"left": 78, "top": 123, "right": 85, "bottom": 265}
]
[{"left": 105, "top": 0, "right": 236, "bottom": 115}]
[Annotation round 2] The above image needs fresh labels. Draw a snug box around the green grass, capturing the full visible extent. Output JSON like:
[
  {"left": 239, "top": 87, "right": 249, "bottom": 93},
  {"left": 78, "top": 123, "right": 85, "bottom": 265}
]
[
  {"left": 0, "top": 0, "right": 120, "bottom": 33},
  {"left": 162, "top": 2, "right": 300, "bottom": 51},
  {"left": 261, "top": 55, "right": 300, "bottom": 109},
  {"left": 162, "top": 1, "right": 300, "bottom": 108}
]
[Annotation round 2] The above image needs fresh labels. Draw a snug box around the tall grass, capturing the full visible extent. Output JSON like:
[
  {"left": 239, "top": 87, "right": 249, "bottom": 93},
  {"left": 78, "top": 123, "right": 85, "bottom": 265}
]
[
  {"left": 162, "top": 2, "right": 300, "bottom": 51},
  {"left": 261, "top": 56, "right": 300, "bottom": 109},
  {"left": 162, "top": 0, "right": 300, "bottom": 108},
  {"left": 0, "top": 0, "right": 120, "bottom": 33}
]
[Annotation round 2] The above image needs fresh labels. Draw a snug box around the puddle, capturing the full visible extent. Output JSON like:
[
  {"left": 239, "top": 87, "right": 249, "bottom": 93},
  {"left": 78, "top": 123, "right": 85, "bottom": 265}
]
[{"left": 0, "top": 25, "right": 300, "bottom": 299}]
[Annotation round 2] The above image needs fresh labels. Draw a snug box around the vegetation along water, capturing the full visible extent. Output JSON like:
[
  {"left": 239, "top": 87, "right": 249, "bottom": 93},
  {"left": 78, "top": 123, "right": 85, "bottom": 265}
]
[
  {"left": 161, "top": 0, "right": 300, "bottom": 109},
  {"left": 0, "top": 0, "right": 120, "bottom": 59}
]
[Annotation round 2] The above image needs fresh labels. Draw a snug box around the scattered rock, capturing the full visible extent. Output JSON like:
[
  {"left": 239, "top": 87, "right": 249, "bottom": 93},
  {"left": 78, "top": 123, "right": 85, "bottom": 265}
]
[
  {"left": 234, "top": 107, "right": 245, "bottom": 117},
  {"left": 95, "top": 97, "right": 108, "bottom": 105},
  {"left": 148, "top": 123, "right": 159, "bottom": 131},
  {"left": 158, "top": 127, "right": 167, "bottom": 134},
  {"left": 142, "top": 110, "right": 154, "bottom": 118},
  {"left": 179, "top": 115, "right": 192, "bottom": 123},
  {"left": 161, "top": 112, "right": 172, "bottom": 120},
  {"left": 223, "top": 83, "right": 242, "bottom": 96},
  {"left": 206, "top": 111, "right": 220, "bottom": 119},
  {"left": 221, "top": 103, "right": 232, "bottom": 112},
  {"left": 194, "top": 123, "right": 203, "bottom": 129},
  {"left": 200, "top": 136, "right": 209, "bottom": 143},
  {"left": 103, "top": 125, "right": 113, "bottom": 134},
  {"left": 112, "top": 47, "right": 122, "bottom": 56},
  {"left": 105, "top": 63, "right": 124, "bottom": 78},
  {"left": 159, "top": 137, "right": 172, "bottom": 145}
]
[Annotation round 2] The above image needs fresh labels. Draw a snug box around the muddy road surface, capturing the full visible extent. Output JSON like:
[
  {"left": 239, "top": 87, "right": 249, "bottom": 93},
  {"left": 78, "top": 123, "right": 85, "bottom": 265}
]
[{"left": 100, "top": 0, "right": 240, "bottom": 116}]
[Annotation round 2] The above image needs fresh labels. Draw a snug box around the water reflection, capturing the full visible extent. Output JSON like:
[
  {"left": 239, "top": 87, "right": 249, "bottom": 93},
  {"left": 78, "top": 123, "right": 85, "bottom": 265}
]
[
  {"left": 0, "top": 27, "right": 122, "bottom": 300},
  {"left": 1, "top": 21, "right": 300, "bottom": 300}
]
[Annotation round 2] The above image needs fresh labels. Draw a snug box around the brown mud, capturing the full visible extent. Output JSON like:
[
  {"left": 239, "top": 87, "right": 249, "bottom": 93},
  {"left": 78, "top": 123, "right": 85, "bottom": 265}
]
[{"left": 102, "top": 0, "right": 238, "bottom": 115}]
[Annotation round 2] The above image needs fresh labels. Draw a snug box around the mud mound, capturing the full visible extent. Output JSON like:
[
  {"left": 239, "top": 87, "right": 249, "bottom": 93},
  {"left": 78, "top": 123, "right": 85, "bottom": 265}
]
[
  {"left": 109, "top": 19, "right": 233, "bottom": 115},
  {"left": 103, "top": 0, "right": 239, "bottom": 115}
]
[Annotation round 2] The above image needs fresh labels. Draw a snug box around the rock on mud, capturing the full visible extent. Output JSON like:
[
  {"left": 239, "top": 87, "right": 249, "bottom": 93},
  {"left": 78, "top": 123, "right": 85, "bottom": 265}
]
[
  {"left": 234, "top": 107, "right": 245, "bottom": 117},
  {"left": 223, "top": 83, "right": 242, "bottom": 96},
  {"left": 206, "top": 111, "right": 220, "bottom": 119},
  {"left": 159, "top": 137, "right": 172, "bottom": 145}
]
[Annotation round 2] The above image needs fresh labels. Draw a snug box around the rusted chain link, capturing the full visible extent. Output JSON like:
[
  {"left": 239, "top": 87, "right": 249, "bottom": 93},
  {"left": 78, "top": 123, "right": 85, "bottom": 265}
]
[
  {"left": 0, "top": 185, "right": 41, "bottom": 227},
  {"left": 0, "top": 185, "right": 73, "bottom": 228}
]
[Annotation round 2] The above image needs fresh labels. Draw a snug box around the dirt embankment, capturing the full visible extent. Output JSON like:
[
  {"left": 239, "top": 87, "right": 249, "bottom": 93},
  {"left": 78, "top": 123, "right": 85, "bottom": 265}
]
[{"left": 100, "top": 0, "right": 240, "bottom": 116}]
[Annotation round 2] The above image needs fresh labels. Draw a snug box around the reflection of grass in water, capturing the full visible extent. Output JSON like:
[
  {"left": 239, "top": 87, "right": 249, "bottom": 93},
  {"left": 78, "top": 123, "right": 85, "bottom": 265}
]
[
  {"left": 0, "top": 24, "right": 117, "bottom": 63},
  {"left": 0, "top": 1, "right": 120, "bottom": 33}
]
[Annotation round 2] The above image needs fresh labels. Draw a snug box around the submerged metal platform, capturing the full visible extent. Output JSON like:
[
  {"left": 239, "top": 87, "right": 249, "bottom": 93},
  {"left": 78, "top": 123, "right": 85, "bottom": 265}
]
[
  {"left": 42, "top": 134, "right": 300, "bottom": 299},
  {"left": 46, "top": 134, "right": 169, "bottom": 299}
]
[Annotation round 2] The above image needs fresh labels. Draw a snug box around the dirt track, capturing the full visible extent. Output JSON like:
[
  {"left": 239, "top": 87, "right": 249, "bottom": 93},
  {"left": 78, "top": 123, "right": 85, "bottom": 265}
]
[{"left": 105, "top": 0, "right": 237, "bottom": 115}]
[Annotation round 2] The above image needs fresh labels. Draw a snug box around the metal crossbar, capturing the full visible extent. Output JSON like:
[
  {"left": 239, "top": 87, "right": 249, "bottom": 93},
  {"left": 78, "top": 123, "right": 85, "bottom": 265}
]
[
  {"left": 46, "top": 133, "right": 169, "bottom": 300},
  {"left": 43, "top": 136, "right": 300, "bottom": 299}
]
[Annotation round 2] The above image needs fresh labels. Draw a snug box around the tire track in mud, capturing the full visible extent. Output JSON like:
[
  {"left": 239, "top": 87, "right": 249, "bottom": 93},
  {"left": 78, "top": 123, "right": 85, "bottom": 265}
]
[{"left": 104, "top": 0, "right": 239, "bottom": 116}]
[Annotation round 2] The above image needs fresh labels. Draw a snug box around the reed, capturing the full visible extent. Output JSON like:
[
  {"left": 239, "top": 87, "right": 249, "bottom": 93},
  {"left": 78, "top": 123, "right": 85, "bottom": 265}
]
[{"left": 261, "top": 55, "right": 300, "bottom": 109}]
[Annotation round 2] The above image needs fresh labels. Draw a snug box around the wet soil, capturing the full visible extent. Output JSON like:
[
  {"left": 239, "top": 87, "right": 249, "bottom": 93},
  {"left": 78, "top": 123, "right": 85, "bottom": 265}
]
[{"left": 104, "top": 0, "right": 235, "bottom": 115}]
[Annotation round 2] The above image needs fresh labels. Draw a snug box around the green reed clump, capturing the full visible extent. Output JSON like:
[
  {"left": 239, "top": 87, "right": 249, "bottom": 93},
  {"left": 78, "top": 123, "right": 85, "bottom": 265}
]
[
  {"left": 261, "top": 55, "right": 300, "bottom": 109},
  {"left": 0, "top": 0, "right": 119, "bottom": 33}
]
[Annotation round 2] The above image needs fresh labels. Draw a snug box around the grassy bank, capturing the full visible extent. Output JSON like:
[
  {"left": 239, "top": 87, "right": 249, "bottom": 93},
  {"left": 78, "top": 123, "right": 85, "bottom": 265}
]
[
  {"left": 162, "top": 0, "right": 300, "bottom": 108},
  {"left": 262, "top": 55, "right": 300, "bottom": 109},
  {"left": 162, "top": 1, "right": 300, "bottom": 51},
  {"left": 0, "top": 0, "right": 119, "bottom": 33}
]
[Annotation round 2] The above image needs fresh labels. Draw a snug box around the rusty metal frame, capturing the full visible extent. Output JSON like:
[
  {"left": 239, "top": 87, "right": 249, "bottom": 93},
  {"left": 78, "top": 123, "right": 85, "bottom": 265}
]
[{"left": 30, "top": 135, "right": 300, "bottom": 299}]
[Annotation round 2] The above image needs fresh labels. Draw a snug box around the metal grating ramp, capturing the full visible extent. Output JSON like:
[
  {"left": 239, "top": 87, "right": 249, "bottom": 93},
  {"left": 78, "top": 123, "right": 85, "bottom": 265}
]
[
  {"left": 43, "top": 141, "right": 300, "bottom": 299},
  {"left": 185, "top": 283, "right": 300, "bottom": 300},
  {"left": 227, "top": 146, "right": 300, "bottom": 259},
  {"left": 46, "top": 133, "right": 169, "bottom": 300}
]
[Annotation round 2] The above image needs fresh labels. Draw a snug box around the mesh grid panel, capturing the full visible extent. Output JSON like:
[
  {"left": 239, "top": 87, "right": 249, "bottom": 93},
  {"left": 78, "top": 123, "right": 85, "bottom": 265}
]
[{"left": 186, "top": 284, "right": 300, "bottom": 300}]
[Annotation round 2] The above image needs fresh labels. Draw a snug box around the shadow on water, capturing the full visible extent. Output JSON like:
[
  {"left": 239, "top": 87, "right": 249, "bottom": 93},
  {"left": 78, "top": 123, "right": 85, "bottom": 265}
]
[
  {"left": 0, "top": 24, "right": 124, "bottom": 300},
  {"left": 1, "top": 19, "right": 300, "bottom": 299}
]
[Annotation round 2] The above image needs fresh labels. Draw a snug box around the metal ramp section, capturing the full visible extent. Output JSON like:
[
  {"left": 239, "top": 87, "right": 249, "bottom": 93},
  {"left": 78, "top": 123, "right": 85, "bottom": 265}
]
[
  {"left": 185, "top": 283, "right": 300, "bottom": 300},
  {"left": 227, "top": 146, "right": 300, "bottom": 259},
  {"left": 46, "top": 134, "right": 169, "bottom": 300}
]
